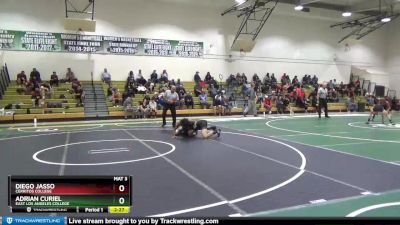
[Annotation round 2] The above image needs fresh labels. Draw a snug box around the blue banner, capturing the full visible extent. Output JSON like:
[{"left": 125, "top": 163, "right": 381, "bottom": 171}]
[{"left": 2, "top": 217, "right": 64, "bottom": 225}]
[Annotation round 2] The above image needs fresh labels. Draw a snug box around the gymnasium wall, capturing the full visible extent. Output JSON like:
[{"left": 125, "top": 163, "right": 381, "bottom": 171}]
[
  {"left": 386, "top": 19, "right": 400, "bottom": 97},
  {"left": 0, "top": 0, "right": 388, "bottom": 84}
]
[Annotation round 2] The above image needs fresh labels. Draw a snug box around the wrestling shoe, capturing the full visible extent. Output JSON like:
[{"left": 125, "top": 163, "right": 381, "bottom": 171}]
[{"left": 217, "top": 129, "right": 221, "bottom": 138}]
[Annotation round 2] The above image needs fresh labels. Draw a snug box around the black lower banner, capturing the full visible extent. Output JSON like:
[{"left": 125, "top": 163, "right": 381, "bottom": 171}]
[{"left": 66, "top": 218, "right": 400, "bottom": 225}]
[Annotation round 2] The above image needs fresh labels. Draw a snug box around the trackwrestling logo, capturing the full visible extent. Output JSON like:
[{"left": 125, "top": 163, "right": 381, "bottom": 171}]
[{"left": 2, "top": 217, "right": 65, "bottom": 225}]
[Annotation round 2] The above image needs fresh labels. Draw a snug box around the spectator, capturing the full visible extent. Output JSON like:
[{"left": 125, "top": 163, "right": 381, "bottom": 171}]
[
  {"left": 209, "top": 84, "right": 218, "bottom": 99},
  {"left": 328, "top": 80, "right": 334, "bottom": 89},
  {"left": 30, "top": 68, "right": 41, "bottom": 82},
  {"left": 241, "top": 73, "right": 248, "bottom": 84},
  {"left": 252, "top": 73, "right": 259, "bottom": 83},
  {"left": 264, "top": 73, "right": 271, "bottom": 85},
  {"left": 243, "top": 83, "right": 257, "bottom": 117},
  {"left": 205, "top": 72, "right": 212, "bottom": 84},
  {"left": 184, "top": 92, "right": 194, "bottom": 109},
  {"left": 281, "top": 73, "right": 287, "bottom": 85},
  {"left": 126, "top": 71, "right": 136, "bottom": 97},
  {"left": 242, "top": 83, "right": 251, "bottom": 97},
  {"left": 31, "top": 91, "right": 41, "bottom": 107},
  {"left": 355, "top": 78, "right": 361, "bottom": 89},
  {"left": 271, "top": 73, "right": 277, "bottom": 88},
  {"left": 347, "top": 96, "right": 358, "bottom": 112},
  {"left": 229, "top": 93, "right": 237, "bottom": 108},
  {"left": 367, "top": 95, "right": 375, "bottom": 107},
  {"left": 177, "top": 87, "right": 186, "bottom": 109},
  {"left": 337, "top": 81, "right": 346, "bottom": 97},
  {"left": 209, "top": 77, "right": 218, "bottom": 89},
  {"left": 75, "top": 85, "right": 84, "bottom": 106},
  {"left": 71, "top": 78, "right": 81, "bottom": 93},
  {"left": 223, "top": 93, "right": 232, "bottom": 115},
  {"left": 256, "top": 90, "right": 264, "bottom": 104},
  {"left": 194, "top": 82, "right": 202, "bottom": 97},
  {"left": 136, "top": 69, "right": 143, "bottom": 83},
  {"left": 123, "top": 97, "right": 136, "bottom": 119},
  {"left": 101, "top": 68, "right": 112, "bottom": 85},
  {"left": 393, "top": 96, "right": 400, "bottom": 111},
  {"left": 16, "top": 71, "right": 27, "bottom": 86},
  {"left": 263, "top": 95, "right": 272, "bottom": 115},
  {"left": 31, "top": 78, "right": 41, "bottom": 93},
  {"left": 194, "top": 71, "right": 202, "bottom": 84},
  {"left": 295, "top": 85, "right": 307, "bottom": 111},
  {"left": 235, "top": 73, "right": 242, "bottom": 85},
  {"left": 311, "top": 75, "right": 318, "bottom": 85},
  {"left": 176, "top": 82, "right": 186, "bottom": 94},
  {"left": 176, "top": 79, "right": 182, "bottom": 87},
  {"left": 226, "top": 74, "right": 237, "bottom": 88},
  {"left": 292, "top": 76, "right": 298, "bottom": 85},
  {"left": 126, "top": 82, "right": 137, "bottom": 98},
  {"left": 138, "top": 99, "right": 150, "bottom": 118},
  {"left": 49, "top": 71, "right": 59, "bottom": 87},
  {"left": 160, "top": 69, "right": 168, "bottom": 83},
  {"left": 199, "top": 91, "right": 210, "bottom": 109},
  {"left": 276, "top": 96, "right": 285, "bottom": 114},
  {"left": 329, "top": 88, "right": 339, "bottom": 102},
  {"left": 169, "top": 79, "right": 176, "bottom": 87},
  {"left": 213, "top": 92, "right": 224, "bottom": 116},
  {"left": 38, "top": 96, "right": 46, "bottom": 108},
  {"left": 136, "top": 75, "right": 146, "bottom": 86},
  {"left": 40, "top": 83, "right": 52, "bottom": 99},
  {"left": 145, "top": 79, "right": 155, "bottom": 93},
  {"left": 112, "top": 89, "right": 123, "bottom": 107},
  {"left": 127, "top": 71, "right": 135, "bottom": 83},
  {"left": 149, "top": 98, "right": 158, "bottom": 118},
  {"left": 65, "top": 68, "right": 75, "bottom": 82},
  {"left": 150, "top": 70, "right": 158, "bottom": 83},
  {"left": 302, "top": 75, "right": 308, "bottom": 85},
  {"left": 309, "top": 92, "right": 317, "bottom": 108}
]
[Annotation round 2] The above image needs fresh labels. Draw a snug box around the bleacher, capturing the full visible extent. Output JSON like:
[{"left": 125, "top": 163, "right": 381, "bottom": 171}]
[
  {"left": 104, "top": 81, "right": 221, "bottom": 117},
  {"left": 0, "top": 73, "right": 351, "bottom": 122},
  {"left": 0, "top": 70, "right": 85, "bottom": 122}
]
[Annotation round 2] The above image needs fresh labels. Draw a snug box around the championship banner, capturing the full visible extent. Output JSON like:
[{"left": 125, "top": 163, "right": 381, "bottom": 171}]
[{"left": 0, "top": 29, "right": 203, "bottom": 58}]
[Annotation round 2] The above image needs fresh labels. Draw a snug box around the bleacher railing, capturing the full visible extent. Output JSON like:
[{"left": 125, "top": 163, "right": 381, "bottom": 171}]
[{"left": 0, "top": 63, "right": 11, "bottom": 99}]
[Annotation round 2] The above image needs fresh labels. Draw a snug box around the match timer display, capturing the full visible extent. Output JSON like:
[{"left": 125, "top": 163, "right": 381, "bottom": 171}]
[{"left": 8, "top": 176, "right": 132, "bottom": 214}]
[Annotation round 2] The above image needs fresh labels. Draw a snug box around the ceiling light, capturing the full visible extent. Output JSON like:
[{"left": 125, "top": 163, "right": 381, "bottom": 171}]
[
  {"left": 381, "top": 17, "right": 391, "bottom": 22},
  {"left": 235, "top": 0, "right": 246, "bottom": 4},
  {"left": 342, "top": 12, "right": 352, "bottom": 17},
  {"left": 294, "top": 5, "right": 304, "bottom": 11}
]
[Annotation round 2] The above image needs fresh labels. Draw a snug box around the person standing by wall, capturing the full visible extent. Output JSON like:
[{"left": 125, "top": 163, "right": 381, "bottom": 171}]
[
  {"left": 30, "top": 68, "right": 41, "bottom": 83},
  {"left": 317, "top": 83, "right": 330, "bottom": 118},
  {"left": 162, "top": 86, "right": 179, "bottom": 128},
  {"left": 244, "top": 83, "right": 258, "bottom": 117},
  {"left": 65, "top": 68, "right": 75, "bottom": 83},
  {"left": 101, "top": 68, "right": 112, "bottom": 86}
]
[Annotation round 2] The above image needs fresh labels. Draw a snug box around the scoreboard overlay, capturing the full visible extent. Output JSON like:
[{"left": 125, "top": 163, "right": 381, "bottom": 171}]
[{"left": 8, "top": 176, "right": 132, "bottom": 214}]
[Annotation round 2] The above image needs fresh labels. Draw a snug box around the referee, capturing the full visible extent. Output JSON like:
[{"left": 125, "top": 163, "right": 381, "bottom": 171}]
[
  {"left": 162, "top": 85, "right": 179, "bottom": 128},
  {"left": 317, "top": 83, "right": 330, "bottom": 119}
]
